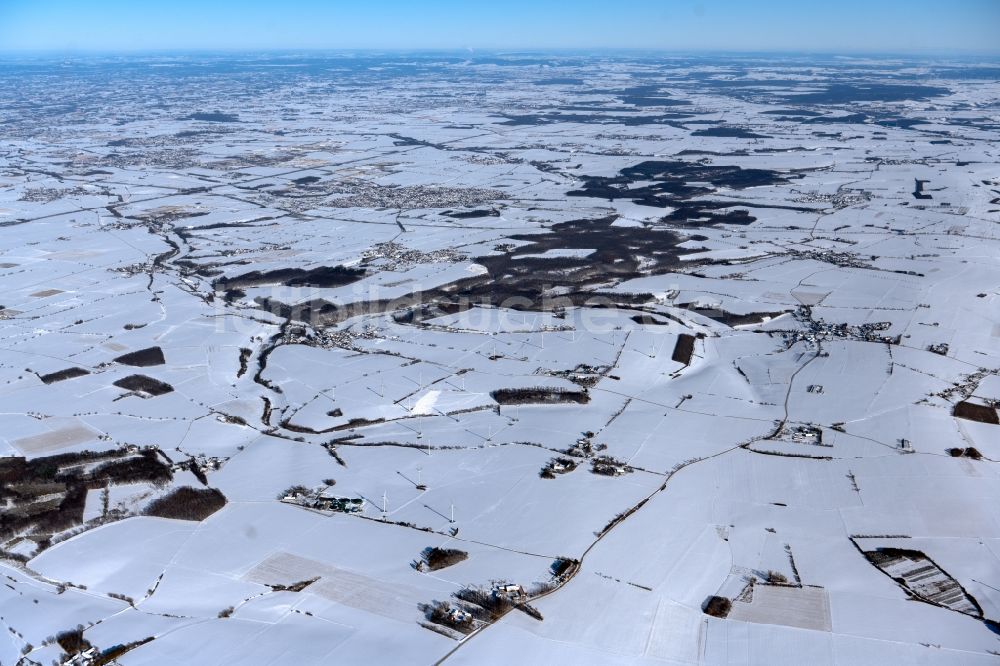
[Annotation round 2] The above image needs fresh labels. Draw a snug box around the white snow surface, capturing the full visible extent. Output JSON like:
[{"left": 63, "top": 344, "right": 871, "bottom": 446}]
[{"left": 0, "top": 52, "right": 999, "bottom": 665}]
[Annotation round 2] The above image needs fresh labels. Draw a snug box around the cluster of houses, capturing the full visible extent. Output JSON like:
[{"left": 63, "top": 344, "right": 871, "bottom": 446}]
[
  {"left": 565, "top": 434, "right": 594, "bottom": 458},
  {"left": 280, "top": 487, "right": 364, "bottom": 514},
  {"left": 433, "top": 581, "right": 528, "bottom": 631},
  {"left": 540, "top": 457, "right": 577, "bottom": 478},
  {"left": 564, "top": 432, "right": 609, "bottom": 459},
  {"left": 62, "top": 647, "right": 98, "bottom": 665},
  {"left": 590, "top": 455, "right": 631, "bottom": 477},
  {"left": 359, "top": 240, "right": 468, "bottom": 272},
  {"left": 172, "top": 454, "right": 227, "bottom": 476},
  {"left": 314, "top": 497, "right": 365, "bottom": 513},
  {"left": 785, "top": 307, "right": 899, "bottom": 347},
  {"left": 544, "top": 363, "right": 608, "bottom": 388},
  {"left": 492, "top": 581, "right": 527, "bottom": 602},
  {"left": 786, "top": 424, "right": 824, "bottom": 445},
  {"left": 444, "top": 606, "right": 473, "bottom": 625},
  {"left": 788, "top": 248, "right": 873, "bottom": 270},
  {"left": 546, "top": 433, "right": 624, "bottom": 478},
  {"left": 796, "top": 189, "right": 872, "bottom": 209}
]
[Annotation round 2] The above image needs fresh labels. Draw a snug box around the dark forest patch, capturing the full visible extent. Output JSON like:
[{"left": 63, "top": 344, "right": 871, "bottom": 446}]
[
  {"left": 91, "top": 453, "right": 173, "bottom": 486},
  {"left": 56, "top": 628, "right": 92, "bottom": 656},
  {"left": 499, "top": 112, "right": 692, "bottom": 127},
  {"left": 677, "top": 304, "right": 791, "bottom": 327},
  {"left": 113, "top": 347, "right": 165, "bottom": 367},
  {"left": 261, "top": 212, "right": 694, "bottom": 323},
  {"left": 237, "top": 347, "right": 252, "bottom": 379},
  {"left": 422, "top": 546, "right": 469, "bottom": 571},
  {"left": 615, "top": 84, "right": 693, "bottom": 108},
  {"left": 144, "top": 486, "right": 227, "bottom": 521},
  {"left": 782, "top": 83, "right": 949, "bottom": 104},
  {"left": 0, "top": 449, "right": 172, "bottom": 546},
  {"left": 799, "top": 113, "right": 868, "bottom": 125},
  {"left": 632, "top": 314, "right": 668, "bottom": 326},
  {"left": 443, "top": 208, "right": 499, "bottom": 219},
  {"left": 491, "top": 388, "right": 590, "bottom": 405},
  {"left": 691, "top": 126, "right": 770, "bottom": 139},
  {"left": 114, "top": 374, "right": 174, "bottom": 396},
  {"left": 184, "top": 111, "right": 240, "bottom": 122},
  {"left": 38, "top": 367, "right": 90, "bottom": 384},
  {"left": 947, "top": 447, "right": 983, "bottom": 460},
  {"left": 672, "top": 333, "right": 696, "bottom": 365},
  {"left": 703, "top": 595, "right": 732, "bottom": 618},
  {"left": 214, "top": 265, "right": 365, "bottom": 291},
  {"left": 567, "top": 160, "right": 796, "bottom": 222},
  {"left": 256, "top": 160, "right": 800, "bottom": 322},
  {"left": 477, "top": 214, "right": 684, "bottom": 288},
  {"left": 533, "top": 77, "right": 584, "bottom": 86},
  {"left": 760, "top": 109, "right": 824, "bottom": 117}
]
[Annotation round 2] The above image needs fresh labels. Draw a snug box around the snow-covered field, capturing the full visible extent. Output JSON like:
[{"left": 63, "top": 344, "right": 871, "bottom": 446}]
[{"left": 1, "top": 52, "right": 999, "bottom": 665}]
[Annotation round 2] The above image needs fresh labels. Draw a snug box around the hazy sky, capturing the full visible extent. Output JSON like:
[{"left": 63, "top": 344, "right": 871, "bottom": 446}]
[{"left": 1, "top": 0, "right": 998, "bottom": 54}]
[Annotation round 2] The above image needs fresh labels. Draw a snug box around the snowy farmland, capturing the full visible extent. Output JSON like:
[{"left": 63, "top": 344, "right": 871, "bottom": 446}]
[{"left": 0, "top": 52, "right": 999, "bottom": 665}]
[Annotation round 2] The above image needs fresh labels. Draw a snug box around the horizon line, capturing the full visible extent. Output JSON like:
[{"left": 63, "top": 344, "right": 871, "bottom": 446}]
[{"left": 2, "top": 46, "right": 1000, "bottom": 58}]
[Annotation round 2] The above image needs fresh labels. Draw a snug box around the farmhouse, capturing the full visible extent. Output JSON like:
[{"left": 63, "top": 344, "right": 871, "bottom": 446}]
[
  {"left": 315, "top": 496, "right": 365, "bottom": 513},
  {"left": 492, "top": 582, "right": 526, "bottom": 602}
]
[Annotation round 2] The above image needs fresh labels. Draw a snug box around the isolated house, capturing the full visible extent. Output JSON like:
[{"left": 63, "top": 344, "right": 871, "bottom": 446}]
[{"left": 447, "top": 607, "right": 472, "bottom": 624}]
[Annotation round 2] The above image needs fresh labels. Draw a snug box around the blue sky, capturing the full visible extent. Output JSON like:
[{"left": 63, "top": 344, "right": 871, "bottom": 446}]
[{"left": 1, "top": 0, "right": 998, "bottom": 54}]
